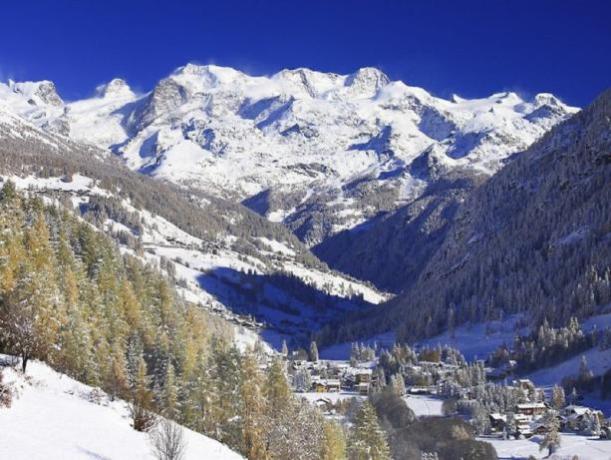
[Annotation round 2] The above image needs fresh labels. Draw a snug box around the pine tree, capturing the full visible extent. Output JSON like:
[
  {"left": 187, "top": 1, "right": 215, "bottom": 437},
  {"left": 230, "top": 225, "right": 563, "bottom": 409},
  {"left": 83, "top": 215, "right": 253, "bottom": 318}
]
[
  {"left": 348, "top": 401, "right": 390, "bottom": 460},
  {"left": 539, "top": 410, "right": 561, "bottom": 456},
  {"left": 310, "top": 341, "right": 319, "bottom": 362},
  {"left": 389, "top": 373, "right": 406, "bottom": 396},
  {"left": 551, "top": 385, "right": 566, "bottom": 410},
  {"left": 579, "top": 355, "right": 593, "bottom": 383}
]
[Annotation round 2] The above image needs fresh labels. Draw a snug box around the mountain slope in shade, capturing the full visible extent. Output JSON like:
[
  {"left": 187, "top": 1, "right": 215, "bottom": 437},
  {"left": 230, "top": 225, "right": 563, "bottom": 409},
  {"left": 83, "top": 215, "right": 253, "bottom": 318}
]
[
  {"left": 0, "top": 358, "right": 244, "bottom": 460},
  {"left": 325, "top": 89, "right": 610, "bottom": 344},
  {"left": 0, "top": 65, "right": 577, "bottom": 247}
]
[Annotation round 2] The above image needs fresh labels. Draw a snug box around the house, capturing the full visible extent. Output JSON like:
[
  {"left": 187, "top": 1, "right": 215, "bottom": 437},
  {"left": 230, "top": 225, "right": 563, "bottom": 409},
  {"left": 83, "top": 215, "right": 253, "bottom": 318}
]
[
  {"left": 531, "top": 421, "right": 548, "bottom": 435},
  {"left": 358, "top": 382, "right": 370, "bottom": 396},
  {"left": 355, "top": 369, "right": 372, "bottom": 384},
  {"left": 312, "top": 378, "right": 341, "bottom": 393},
  {"left": 514, "top": 414, "right": 534, "bottom": 438},
  {"left": 489, "top": 413, "right": 507, "bottom": 432},
  {"left": 516, "top": 402, "right": 546, "bottom": 417},
  {"left": 563, "top": 405, "right": 604, "bottom": 431},
  {"left": 408, "top": 386, "right": 431, "bottom": 395}
]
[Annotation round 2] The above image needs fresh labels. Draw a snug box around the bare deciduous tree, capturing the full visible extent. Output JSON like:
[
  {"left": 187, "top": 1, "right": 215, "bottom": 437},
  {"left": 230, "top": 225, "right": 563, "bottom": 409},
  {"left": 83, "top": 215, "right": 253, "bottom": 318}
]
[{"left": 150, "top": 419, "right": 186, "bottom": 460}]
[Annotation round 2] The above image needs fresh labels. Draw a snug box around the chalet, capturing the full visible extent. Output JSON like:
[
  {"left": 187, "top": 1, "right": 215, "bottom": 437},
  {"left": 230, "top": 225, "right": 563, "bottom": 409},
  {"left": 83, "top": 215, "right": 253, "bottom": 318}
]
[
  {"left": 355, "top": 369, "right": 372, "bottom": 384},
  {"left": 312, "top": 378, "right": 341, "bottom": 393},
  {"left": 516, "top": 402, "right": 546, "bottom": 417},
  {"left": 514, "top": 414, "right": 534, "bottom": 438},
  {"left": 563, "top": 405, "right": 604, "bottom": 431},
  {"left": 358, "top": 382, "right": 370, "bottom": 396},
  {"left": 489, "top": 413, "right": 507, "bottom": 432}
]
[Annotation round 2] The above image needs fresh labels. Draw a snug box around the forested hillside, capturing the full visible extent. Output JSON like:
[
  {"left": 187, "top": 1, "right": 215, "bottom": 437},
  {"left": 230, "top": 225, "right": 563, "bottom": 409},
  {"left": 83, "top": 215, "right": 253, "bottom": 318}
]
[
  {"left": 0, "top": 184, "right": 351, "bottom": 459},
  {"left": 324, "top": 89, "right": 611, "bottom": 344}
]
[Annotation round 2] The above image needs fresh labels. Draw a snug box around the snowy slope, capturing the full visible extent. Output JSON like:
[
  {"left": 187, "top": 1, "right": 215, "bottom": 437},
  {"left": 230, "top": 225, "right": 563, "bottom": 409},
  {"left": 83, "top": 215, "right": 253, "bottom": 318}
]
[
  {"left": 0, "top": 358, "right": 243, "bottom": 460},
  {"left": 0, "top": 64, "right": 578, "bottom": 245},
  {"left": 481, "top": 433, "right": 611, "bottom": 460}
]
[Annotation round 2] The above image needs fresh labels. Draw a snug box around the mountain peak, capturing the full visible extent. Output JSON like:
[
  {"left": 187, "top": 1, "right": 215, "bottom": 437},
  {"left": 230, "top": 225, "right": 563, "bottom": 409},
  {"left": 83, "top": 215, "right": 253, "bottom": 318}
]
[
  {"left": 95, "top": 78, "right": 134, "bottom": 99},
  {"left": 9, "top": 80, "right": 64, "bottom": 107},
  {"left": 345, "top": 67, "right": 390, "bottom": 98}
]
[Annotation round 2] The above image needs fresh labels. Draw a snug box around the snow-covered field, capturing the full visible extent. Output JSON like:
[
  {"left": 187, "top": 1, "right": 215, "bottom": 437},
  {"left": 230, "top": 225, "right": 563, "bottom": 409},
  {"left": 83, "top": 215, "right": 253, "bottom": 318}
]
[
  {"left": 320, "top": 316, "right": 525, "bottom": 361},
  {"left": 481, "top": 433, "right": 611, "bottom": 460},
  {"left": 528, "top": 346, "right": 611, "bottom": 388},
  {"left": 417, "top": 315, "right": 527, "bottom": 361},
  {"left": 0, "top": 358, "right": 243, "bottom": 460},
  {"left": 403, "top": 394, "right": 445, "bottom": 417}
]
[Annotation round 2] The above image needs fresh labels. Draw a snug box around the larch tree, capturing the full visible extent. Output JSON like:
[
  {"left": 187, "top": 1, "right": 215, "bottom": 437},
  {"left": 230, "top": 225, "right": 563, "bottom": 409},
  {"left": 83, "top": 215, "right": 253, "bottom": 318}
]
[
  {"left": 239, "top": 351, "right": 268, "bottom": 460},
  {"left": 322, "top": 420, "right": 347, "bottom": 460},
  {"left": 265, "top": 357, "right": 291, "bottom": 415}
]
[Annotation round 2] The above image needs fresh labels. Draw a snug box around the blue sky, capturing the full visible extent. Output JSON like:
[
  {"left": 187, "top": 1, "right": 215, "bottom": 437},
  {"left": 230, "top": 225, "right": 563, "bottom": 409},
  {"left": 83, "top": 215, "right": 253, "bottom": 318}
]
[{"left": 1, "top": 0, "right": 609, "bottom": 106}]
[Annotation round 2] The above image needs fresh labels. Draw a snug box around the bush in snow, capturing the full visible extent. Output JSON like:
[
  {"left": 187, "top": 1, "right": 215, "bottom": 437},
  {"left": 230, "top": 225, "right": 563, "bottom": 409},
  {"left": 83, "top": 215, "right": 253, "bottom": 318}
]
[{"left": 0, "top": 370, "right": 12, "bottom": 408}]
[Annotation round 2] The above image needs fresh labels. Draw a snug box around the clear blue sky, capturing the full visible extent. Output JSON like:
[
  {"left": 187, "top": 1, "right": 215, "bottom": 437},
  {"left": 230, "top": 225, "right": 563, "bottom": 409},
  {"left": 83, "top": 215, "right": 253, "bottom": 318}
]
[{"left": 1, "top": 0, "right": 609, "bottom": 106}]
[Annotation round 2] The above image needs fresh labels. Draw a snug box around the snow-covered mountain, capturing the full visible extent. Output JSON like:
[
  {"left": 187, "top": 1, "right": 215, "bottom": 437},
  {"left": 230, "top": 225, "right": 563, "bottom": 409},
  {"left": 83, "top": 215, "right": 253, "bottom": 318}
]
[
  {"left": 0, "top": 105, "right": 387, "bottom": 348},
  {"left": 326, "top": 88, "right": 610, "bottom": 345},
  {"left": 0, "top": 64, "right": 578, "bottom": 246},
  {"left": 0, "top": 357, "right": 243, "bottom": 460}
]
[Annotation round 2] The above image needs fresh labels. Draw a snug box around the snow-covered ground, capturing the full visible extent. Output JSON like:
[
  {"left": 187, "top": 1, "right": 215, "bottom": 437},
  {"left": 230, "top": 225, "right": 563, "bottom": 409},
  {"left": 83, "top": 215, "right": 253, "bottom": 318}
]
[
  {"left": 528, "top": 346, "right": 611, "bottom": 389},
  {"left": 0, "top": 358, "right": 243, "bottom": 460},
  {"left": 417, "top": 315, "right": 527, "bottom": 361},
  {"left": 320, "top": 332, "right": 396, "bottom": 360},
  {"left": 481, "top": 433, "right": 611, "bottom": 460},
  {"left": 320, "top": 316, "right": 525, "bottom": 361},
  {"left": 403, "top": 394, "right": 445, "bottom": 417}
]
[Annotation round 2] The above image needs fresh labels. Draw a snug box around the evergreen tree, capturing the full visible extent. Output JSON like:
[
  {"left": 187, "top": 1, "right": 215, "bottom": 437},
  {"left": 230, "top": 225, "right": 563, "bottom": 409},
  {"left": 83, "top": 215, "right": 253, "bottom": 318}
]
[
  {"left": 310, "top": 341, "right": 319, "bottom": 362},
  {"left": 348, "top": 401, "right": 391, "bottom": 460},
  {"left": 552, "top": 385, "right": 566, "bottom": 410},
  {"left": 539, "top": 410, "right": 561, "bottom": 456}
]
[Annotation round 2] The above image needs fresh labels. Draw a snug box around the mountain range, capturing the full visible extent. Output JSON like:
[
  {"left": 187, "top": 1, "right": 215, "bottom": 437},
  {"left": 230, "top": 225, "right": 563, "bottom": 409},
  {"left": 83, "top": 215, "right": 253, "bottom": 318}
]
[
  {"left": 0, "top": 64, "right": 579, "bottom": 293},
  {"left": 2, "top": 64, "right": 607, "bottom": 351}
]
